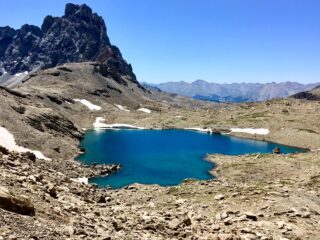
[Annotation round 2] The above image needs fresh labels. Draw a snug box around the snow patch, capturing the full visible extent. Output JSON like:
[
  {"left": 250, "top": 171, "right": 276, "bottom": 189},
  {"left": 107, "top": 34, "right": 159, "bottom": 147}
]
[
  {"left": 185, "top": 127, "right": 212, "bottom": 133},
  {"left": 93, "top": 117, "right": 109, "bottom": 128},
  {"left": 71, "top": 177, "right": 88, "bottom": 184},
  {"left": 230, "top": 128, "right": 270, "bottom": 135},
  {"left": 115, "top": 104, "right": 130, "bottom": 112},
  {"left": 93, "top": 117, "right": 144, "bottom": 129},
  {"left": 15, "top": 71, "right": 28, "bottom": 77},
  {"left": 311, "top": 148, "right": 320, "bottom": 152},
  {"left": 137, "top": 108, "right": 151, "bottom": 113},
  {"left": 74, "top": 99, "right": 101, "bottom": 110},
  {"left": 0, "top": 127, "right": 50, "bottom": 160}
]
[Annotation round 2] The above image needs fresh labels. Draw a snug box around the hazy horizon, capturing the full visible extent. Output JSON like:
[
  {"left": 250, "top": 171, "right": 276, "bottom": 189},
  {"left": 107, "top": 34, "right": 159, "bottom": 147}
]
[
  {"left": 1, "top": 0, "right": 320, "bottom": 84},
  {"left": 148, "top": 79, "right": 320, "bottom": 85}
]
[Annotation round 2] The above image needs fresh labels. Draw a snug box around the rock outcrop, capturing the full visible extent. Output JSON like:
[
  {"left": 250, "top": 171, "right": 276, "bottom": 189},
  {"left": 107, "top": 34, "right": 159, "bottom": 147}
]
[
  {"left": 0, "top": 186, "right": 35, "bottom": 215},
  {"left": 0, "top": 3, "right": 138, "bottom": 85},
  {"left": 25, "top": 113, "right": 83, "bottom": 140},
  {"left": 291, "top": 85, "right": 320, "bottom": 101}
]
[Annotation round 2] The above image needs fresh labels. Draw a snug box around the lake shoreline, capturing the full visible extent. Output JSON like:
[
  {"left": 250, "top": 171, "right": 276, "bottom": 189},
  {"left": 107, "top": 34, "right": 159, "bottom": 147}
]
[
  {"left": 76, "top": 128, "right": 305, "bottom": 189},
  {"left": 84, "top": 124, "right": 311, "bottom": 150}
]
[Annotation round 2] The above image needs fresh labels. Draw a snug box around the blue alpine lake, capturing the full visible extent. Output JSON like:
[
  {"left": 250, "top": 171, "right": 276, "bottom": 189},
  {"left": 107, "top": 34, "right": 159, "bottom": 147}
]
[{"left": 76, "top": 129, "right": 304, "bottom": 189}]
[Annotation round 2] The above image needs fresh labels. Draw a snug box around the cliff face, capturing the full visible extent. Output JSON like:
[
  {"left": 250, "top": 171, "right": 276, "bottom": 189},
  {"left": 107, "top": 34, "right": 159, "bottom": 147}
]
[{"left": 0, "top": 3, "right": 138, "bottom": 84}]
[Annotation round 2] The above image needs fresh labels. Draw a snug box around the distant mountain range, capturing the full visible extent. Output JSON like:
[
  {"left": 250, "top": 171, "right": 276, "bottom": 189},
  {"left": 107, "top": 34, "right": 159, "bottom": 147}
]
[{"left": 147, "top": 80, "right": 320, "bottom": 102}]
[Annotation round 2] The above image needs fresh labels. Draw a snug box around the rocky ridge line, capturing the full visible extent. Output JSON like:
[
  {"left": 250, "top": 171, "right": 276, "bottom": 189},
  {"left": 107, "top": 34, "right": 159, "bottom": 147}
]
[{"left": 0, "top": 3, "right": 138, "bottom": 85}]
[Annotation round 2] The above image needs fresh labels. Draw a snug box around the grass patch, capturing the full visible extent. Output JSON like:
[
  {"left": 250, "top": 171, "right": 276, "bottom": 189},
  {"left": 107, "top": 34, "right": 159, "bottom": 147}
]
[
  {"left": 204, "top": 120, "right": 218, "bottom": 126},
  {"left": 247, "top": 118, "right": 264, "bottom": 122},
  {"left": 297, "top": 128, "right": 317, "bottom": 134},
  {"left": 231, "top": 112, "right": 269, "bottom": 123},
  {"left": 227, "top": 119, "right": 239, "bottom": 124},
  {"left": 307, "top": 175, "right": 320, "bottom": 186},
  {"left": 279, "top": 179, "right": 295, "bottom": 186},
  {"left": 223, "top": 160, "right": 259, "bottom": 169},
  {"left": 247, "top": 112, "right": 268, "bottom": 118},
  {"left": 166, "top": 187, "right": 180, "bottom": 195}
]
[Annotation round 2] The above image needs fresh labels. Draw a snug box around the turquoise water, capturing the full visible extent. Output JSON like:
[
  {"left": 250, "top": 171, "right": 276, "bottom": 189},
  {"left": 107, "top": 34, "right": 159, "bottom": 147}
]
[{"left": 76, "top": 129, "right": 304, "bottom": 188}]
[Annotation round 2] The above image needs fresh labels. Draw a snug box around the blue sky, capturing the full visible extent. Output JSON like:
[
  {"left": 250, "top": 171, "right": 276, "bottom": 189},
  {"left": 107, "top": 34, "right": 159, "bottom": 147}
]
[{"left": 1, "top": 0, "right": 320, "bottom": 84}]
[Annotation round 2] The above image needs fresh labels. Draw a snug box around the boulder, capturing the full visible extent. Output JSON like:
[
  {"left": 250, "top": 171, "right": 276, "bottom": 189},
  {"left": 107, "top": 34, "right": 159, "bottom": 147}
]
[
  {"left": 245, "top": 212, "right": 258, "bottom": 221},
  {"left": 11, "top": 105, "right": 26, "bottom": 114},
  {"left": 214, "top": 194, "right": 225, "bottom": 200},
  {"left": 0, "top": 186, "right": 35, "bottom": 215},
  {"left": 168, "top": 218, "right": 180, "bottom": 229},
  {"left": 0, "top": 145, "right": 9, "bottom": 154},
  {"left": 46, "top": 184, "right": 58, "bottom": 198},
  {"left": 273, "top": 147, "right": 281, "bottom": 154},
  {"left": 21, "top": 151, "right": 37, "bottom": 161}
]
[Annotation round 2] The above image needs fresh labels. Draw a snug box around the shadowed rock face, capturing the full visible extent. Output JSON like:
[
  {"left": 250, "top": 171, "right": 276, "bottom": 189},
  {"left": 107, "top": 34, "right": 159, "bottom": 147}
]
[
  {"left": 0, "top": 186, "right": 35, "bottom": 216},
  {"left": 0, "top": 3, "right": 138, "bottom": 84},
  {"left": 291, "top": 85, "right": 320, "bottom": 101}
]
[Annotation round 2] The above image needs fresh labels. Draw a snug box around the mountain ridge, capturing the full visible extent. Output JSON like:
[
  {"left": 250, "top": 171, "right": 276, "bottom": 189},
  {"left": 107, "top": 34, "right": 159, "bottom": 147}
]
[
  {"left": 0, "top": 3, "right": 138, "bottom": 85},
  {"left": 148, "top": 80, "right": 320, "bottom": 102}
]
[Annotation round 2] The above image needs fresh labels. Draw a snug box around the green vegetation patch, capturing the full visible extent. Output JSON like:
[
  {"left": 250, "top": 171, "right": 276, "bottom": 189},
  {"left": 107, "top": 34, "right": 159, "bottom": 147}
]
[{"left": 297, "top": 128, "right": 318, "bottom": 134}]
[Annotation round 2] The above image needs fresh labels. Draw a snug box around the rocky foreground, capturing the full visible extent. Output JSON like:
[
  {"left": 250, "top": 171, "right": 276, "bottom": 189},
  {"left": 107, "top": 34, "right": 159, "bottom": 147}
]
[{"left": 1, "top": 144, "right": 319, "bottom": 239}]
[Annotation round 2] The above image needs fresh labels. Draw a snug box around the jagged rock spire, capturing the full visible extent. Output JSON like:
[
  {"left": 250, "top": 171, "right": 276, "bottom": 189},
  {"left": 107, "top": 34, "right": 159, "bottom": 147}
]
[{"left": 0, "top": 3, "right": 138, "bottom": 84}]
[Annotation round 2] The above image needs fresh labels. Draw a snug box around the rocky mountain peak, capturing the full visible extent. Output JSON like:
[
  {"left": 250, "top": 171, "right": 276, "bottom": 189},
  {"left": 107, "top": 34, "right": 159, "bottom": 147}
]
[
  {"left": 0, "top": 3, "right": 139, "bottom": 85},
  {"left": 62, "top": 3, "right": 107, "bottom": 35},
  {"left": 65, "top": 3, "right": 92, "bottom": 19}
]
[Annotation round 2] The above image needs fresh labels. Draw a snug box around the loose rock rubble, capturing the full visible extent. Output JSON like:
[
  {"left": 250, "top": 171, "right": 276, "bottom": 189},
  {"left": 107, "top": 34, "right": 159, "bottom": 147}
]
[{"left": 0, "top": 148, "right": 319, "bottom": 239}]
